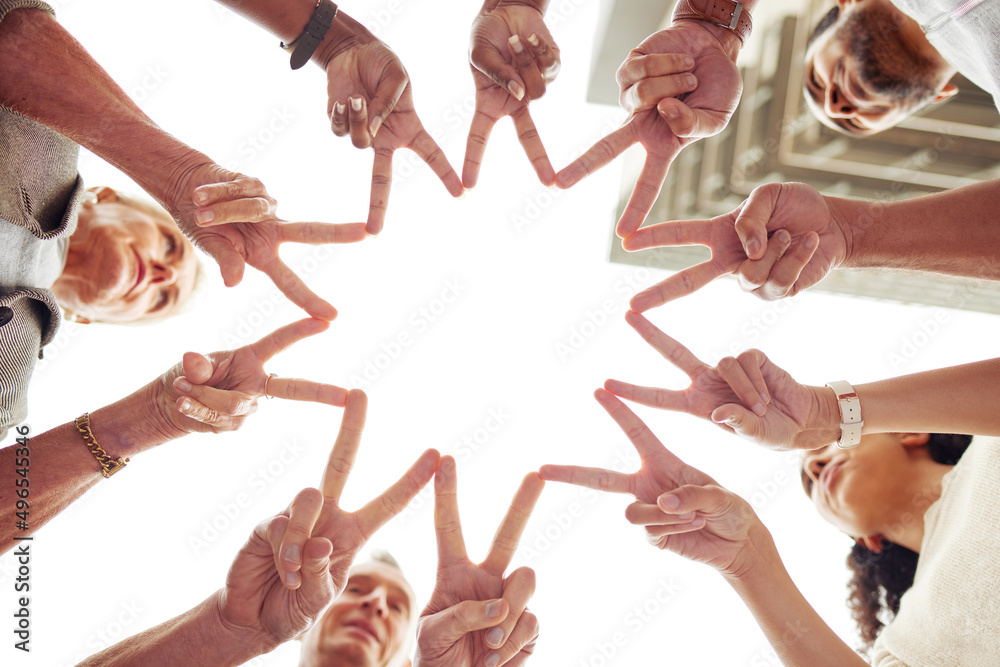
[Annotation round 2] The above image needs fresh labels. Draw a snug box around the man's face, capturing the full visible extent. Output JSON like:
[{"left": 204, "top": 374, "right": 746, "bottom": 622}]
[
  {"left": 53, "top": 188, "right": 198, "bottom": 323},
  {"left": 299, "top": 561, "right": 417, "bottom": 667},
  {"left": 803, "top": 0, "right": 952, "bottom": 136}
]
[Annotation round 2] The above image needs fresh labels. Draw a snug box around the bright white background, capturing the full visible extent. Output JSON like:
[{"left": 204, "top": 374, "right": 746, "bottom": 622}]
[{"left": 2, "top": 0, "right": 997, "bottom": 665}]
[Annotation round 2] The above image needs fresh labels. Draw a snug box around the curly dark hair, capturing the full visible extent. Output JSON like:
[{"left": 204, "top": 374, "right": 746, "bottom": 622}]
[{"left": 846, "top": 433, "right": 973, "bottom": 650}]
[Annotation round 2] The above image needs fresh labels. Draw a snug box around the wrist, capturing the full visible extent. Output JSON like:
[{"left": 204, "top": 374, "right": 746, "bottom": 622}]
[
  {"left": 672, "top": 18, "right": 742, "bottom": 61},
  {"left": 494, "top": 0, "right": 549, "bottom": 13},
  {"left": 89, "top": 380, "right": 187, "bottom": 460},
  {"left": 722, "top": 521, "right": 779, "bottom": 585},
  {"left": 831, "top": 196, "right": 878, "bottom": 270},
  {"left": 210, "top": 591, "right": 278, "bottom": 659},
  {"left": 804, "top": 385, "right": 843, "bottom": 449},
  {"left": 313, "top": 10, "right": 369, "bottom": 70}
]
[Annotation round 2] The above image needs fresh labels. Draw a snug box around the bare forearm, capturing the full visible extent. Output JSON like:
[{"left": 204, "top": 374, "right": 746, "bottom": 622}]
[
  {"left": 0, "top": 9, "right": 209, "bottom": 204},
  {"left": 0, "top": 382, "right": 181, "bottom": 554},
  {"left": 838, "top": 179, "right": 1000, "bottom": 280},
  {"left": 77, "top": 594, "right": 269, "bottom": 667},
  {"left": 855, "top": 358, "right": 1000, "bottom": 437},
  {"left": 726, "top": 530, "right": 866, "bottom": 667}
]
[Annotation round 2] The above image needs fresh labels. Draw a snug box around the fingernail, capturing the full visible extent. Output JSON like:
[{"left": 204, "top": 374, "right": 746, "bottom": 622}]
[
  {"left": 350, "top": 97, "right": 362, "bottom": 111},
  {"left": 683, "top": 55, "right": 694, "bottom": 68},
  {"left": 196, "top": 209, "right": 214, "bottom": 224},
  {"left": 678, "top": 512, "right": 694, "bottom": 521},
  {"left": 685, "top": 74, "right": 697, "bottom": 87},
  {"left": 691, "top": 517, "right": 706, "bottom": 528},
  {"left": 660, "top": 494, "right": 680, "bottom": 510},
  {"left": 286, "top": 571, "right": 300, "bottom": 587},
  {"left": 486, "top": 600, "right": 503, "bottom": 618},
  {"left": 369, "top": 116, "right": 382, "bottom": 137},
  {"left": 776, "top": 230, "right": 790, "bottom": 244},
  {"left": 761, "top": 393, "right": 770, "bottom": 404},
  {"left": 194, "top": 191, "right": 208, "bottom": 205},
  {"left": 487, "top": 627, "right": 504, "bottom": 646},
  {"left": 284, "top": 545, "right": 300, "bottom": 564},
  {"left": 508, "top": 34, "right": 524, "bottom": 54},
  {"left": 746, "top": 237, "right": 760, "bottom": 257},
  {"left": 804, "top": 234, "right": 818, "bottom": 249},
  {"left": 486, "top": 654, "right": 501, "bottom": 667},
  {"left": 173, "top": 377, "right": 193, "bottom": 393},
  {"left": 663, "top": 106, "right": 680, "bottom": 120},
  {"left": 335, "top": 102, "right": 346, "bottom": 115},
  {"left": 752, "top": 402, "right": 766, "bottom": 416},
  {"left": 179, "top": 399, "right": 193, "bottom": 414},
  {"left": 508, "top": 81, "right": 525, "bottom": 101},
  {"left": 527, "top": 33, "right": 539, "bottom": 47}
]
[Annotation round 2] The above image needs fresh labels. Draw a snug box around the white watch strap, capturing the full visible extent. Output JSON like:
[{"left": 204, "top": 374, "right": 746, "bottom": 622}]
[{"left": 826, "top": 380, "right": 864, "bottom": 448}]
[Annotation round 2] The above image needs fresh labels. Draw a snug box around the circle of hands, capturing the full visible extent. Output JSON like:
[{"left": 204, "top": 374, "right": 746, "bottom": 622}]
[{"left": 136, "top": 6, "right": 870, "bottom": 665}]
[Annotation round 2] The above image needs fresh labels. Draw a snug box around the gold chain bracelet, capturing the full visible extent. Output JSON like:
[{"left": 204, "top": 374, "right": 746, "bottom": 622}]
[{"left": 74, "top": 413, "right": 129, "bottom": 478}]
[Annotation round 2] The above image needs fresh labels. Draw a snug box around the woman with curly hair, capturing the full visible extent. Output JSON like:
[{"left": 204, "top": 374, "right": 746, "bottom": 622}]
[{"left": 540, "top": 311, "right": 1000, "bottom": 666}]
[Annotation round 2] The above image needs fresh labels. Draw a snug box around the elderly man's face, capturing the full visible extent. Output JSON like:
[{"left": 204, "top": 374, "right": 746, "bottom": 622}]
[
  {"left": 298, "top": 561, "right": 417, "bottom": 667},
  {"left": 802, "top": 0, "right": 956, "bottom": 136},
  {"left": 52, "top": 187, "right": 198, "bottom": 323}
]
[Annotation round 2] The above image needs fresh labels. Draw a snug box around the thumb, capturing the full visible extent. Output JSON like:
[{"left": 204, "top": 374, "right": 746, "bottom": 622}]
[
  {"left": 733, "top": 185, "right": 781, "bottom": 261},
  {"left": 200, "top": 237, "right": 246, "bottom": 287},
  {"left": 473, "top": 47, "right": 526, "bottom": 101},
  {"left": 367, "top": 67, "right": 408, "bottom": 138},
  {"left": 423, "top": 599, "right": 509, "bottom": 644},
  {"left": 711, "top": 404, "right": 766, "bottom": 440},
  {"left": 181, "top": 351, "right": 214, "bottom": 385},
  {"left": 657, "top": 484, "right": 730, "bottom": 516}
]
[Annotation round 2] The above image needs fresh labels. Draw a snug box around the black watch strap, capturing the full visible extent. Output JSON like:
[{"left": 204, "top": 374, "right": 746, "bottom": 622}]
[{"left": 281, "top": 0, "right": 339, "bottom": 70}]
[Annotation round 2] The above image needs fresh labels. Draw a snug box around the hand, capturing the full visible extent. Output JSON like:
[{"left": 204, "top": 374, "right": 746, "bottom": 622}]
[
  {"left": 555, "top": 22, "right": 740, "bottom": 237},
  {"left": 168, "top": 163, "right": 366, "bottom": 320},
  {"left": 155, "top": 318, "right": 347, "bottom": 437},
  {"left": 606, "top": 311, "right": 840, "bottom": 450},
  {"left": 321, "top": 15, "right": 464, "bottom": 234},
  {"left": 464, "top": 3, "right": 560, "bottom": 188},
  {"left": 415, "top": 456, "right": 543, "bottom": 667},
  {"left": 216, "top": 390, "right": 440, "bottom": 647},
  {"left": 625, "top": 182, "right": 852, "bottom": 311},
  {"left": 539, "top": 389, "right": 764, "bottom": 579}
]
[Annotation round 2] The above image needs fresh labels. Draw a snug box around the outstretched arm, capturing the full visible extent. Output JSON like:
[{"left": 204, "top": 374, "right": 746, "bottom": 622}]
[
  {"left": 0, "top": 7, "right": 366, "bottom": 319},
  {"left": 539, "top": 390, "right": 865, "bottom": 666},
  {"left": 628, "top": 180, "right": 1000, "bottom": 310},
  {"left": 0, "top": 319, "right": 345, "bottom": 554}
]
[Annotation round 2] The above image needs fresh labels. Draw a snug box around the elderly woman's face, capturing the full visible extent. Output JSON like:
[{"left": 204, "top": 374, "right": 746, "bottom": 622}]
[
  {"left": 53, "top": 189, "right": 198, "bottom": 323},
  {"left": 799, "top": 433, "right": 930, "bottom": 538}
]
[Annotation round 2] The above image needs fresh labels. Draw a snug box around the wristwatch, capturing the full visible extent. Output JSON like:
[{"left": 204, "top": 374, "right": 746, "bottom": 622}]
[
  {"left": 672, "top": 0, "right": 753, "bottom": 46},
  {"left": 281, "top": 0, "right": 339, "bottom": 70},
  {"left": 825, "top": 380, "right": 864, "bottom": 449}
]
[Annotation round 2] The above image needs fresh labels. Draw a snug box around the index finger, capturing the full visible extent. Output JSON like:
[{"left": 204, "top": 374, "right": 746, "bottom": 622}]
[
  {"left": 367, "top": 147, "right": 394, "bottom": 235},
  {"left": 354, "top": 447, "right": 440, "bottom": 538},
  {"left": 594, "top": 388, "right": 680, "bottom": 464},
  {"left": 621, "top": 218, "right": 713, "bottom": 252},
  {"left": 249, "top": 317, "right": 330, "bottom": 363},
  {"left": 624, "top": 310, "right": 708, "bottom": 377},
  {"left": 616, "top": 152, "right": 673, "bottom": 238},
  {"left": 280, "top": 222, "right": 368, "bottom": 245},
  {"left": 629, "top": 260, "right": 727, "bottom": 312},
  {"left": 482, "top": 473, "right": 545, "bottom": 575},
  {"left": 554, "top": 124, "right": 636, "bottom": 189},
  {"left": 258, "top": 255, "right": 337, "bottom": 321},
  {"left": 511, "top": 108, "right": 554, "bottom": 186},
  {"left": 320, "top": 389, "right": 368, "bottom": 503},
  {"left": 411, "top": 130, "right": 464, "bottom": 198},
  {"left": 430, "top": 455, "right": 468, "bottom": 565}
]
